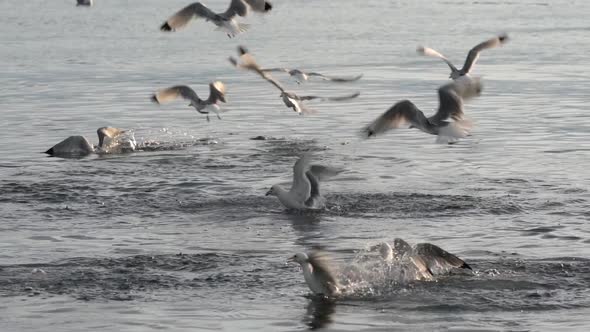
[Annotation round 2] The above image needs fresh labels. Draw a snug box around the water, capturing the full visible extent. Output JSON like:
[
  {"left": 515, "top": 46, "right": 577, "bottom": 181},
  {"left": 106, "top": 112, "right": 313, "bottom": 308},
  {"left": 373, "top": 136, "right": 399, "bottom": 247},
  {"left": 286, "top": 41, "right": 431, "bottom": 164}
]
[{"left": 1, "top": 0, "right": 589, "bottom": 331}]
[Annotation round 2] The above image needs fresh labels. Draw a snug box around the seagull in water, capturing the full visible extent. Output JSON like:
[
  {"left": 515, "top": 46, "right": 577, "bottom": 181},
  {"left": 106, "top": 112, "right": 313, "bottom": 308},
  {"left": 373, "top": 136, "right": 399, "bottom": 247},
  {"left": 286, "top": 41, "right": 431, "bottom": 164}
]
[
  {"left": 45, "top": 127, "right": 136, "bottom": 157},
  {"left": 371, "top": 239, "right": 472, "bottom": 280},
  {"left": 289, "top": 251, "right": 342, "bottom": 297},
  {"left": 160, "top": 0, "right": 272, "bottom": 38},
  {"left": 362, "top": 75, "right": 482, "bottom": 143},
  {"left": 266, "top": 154, "right": 342, "bottom": 210},
  {"left": 151, "top": 82, "right": 227, "bottom": 122},
  {"left": 417, "top": 34, "right": 509, "bottom": 79},
  {"left": 229, "top": 46, "right": 360, "bottom": 114},
  {"left": 76, "top": 0, "right": 93, "bottom": 6},
  {"left": 259, "top": 67, "right": 363, "bottom": 84}
]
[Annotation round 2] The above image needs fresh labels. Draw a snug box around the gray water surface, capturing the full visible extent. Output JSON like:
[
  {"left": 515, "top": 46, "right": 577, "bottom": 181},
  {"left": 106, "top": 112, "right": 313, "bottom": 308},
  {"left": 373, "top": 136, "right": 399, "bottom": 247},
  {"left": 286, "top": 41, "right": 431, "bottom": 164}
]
[{"left": 0, "top": 0, "right": 589, "bottom": 331}]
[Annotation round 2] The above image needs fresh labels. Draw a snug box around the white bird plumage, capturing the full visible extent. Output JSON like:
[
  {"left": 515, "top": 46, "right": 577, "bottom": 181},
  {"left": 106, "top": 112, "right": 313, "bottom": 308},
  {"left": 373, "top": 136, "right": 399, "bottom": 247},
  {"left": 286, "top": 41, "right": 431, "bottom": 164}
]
[{"left": 289, "top": 251, "right": 342, "bottom": 297}]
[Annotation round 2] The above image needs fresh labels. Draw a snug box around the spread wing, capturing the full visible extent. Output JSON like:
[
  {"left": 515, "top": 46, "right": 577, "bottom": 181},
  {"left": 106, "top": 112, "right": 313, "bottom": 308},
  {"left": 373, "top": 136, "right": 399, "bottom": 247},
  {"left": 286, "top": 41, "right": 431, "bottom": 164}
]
[
  {"left": 417, "top": 46, "right": 459, "bottom": 74},
  {"left": 97, "top": 127, "right": 125, "bottom": 148},
  {"left": 362, "top": 100, "right": 431, "bottom": 138},
  {"left": 309, "top": 165, "right": 343, "bottom": 181},
  {"left": 221, "top": 0, "right": 249, "bottom": 19},
  {"left": 151, "top": 85, "right": 199, "bottom": 104},
  {"left": 299, "top": 91, "right": 360, "bottom": 102},
  {"left": 160, "top": 2, "right": 218, "bottom": 32},
  {"left": 260, "top": 67, "right": 291, "bottom": 74},
  {"left": 414, "top": 243, "right": 472, "bottom": 270},
  {"left": 243, "top": 0, "right": 273, "bottom": 12},
  {"left": 307, "top": 72, "right": 363, "bottom": 82},
  {"left": 308, "top": 251, "right": 340, "bottom": 294},
  {"left": 461, "top": 34, "right": 509, "bottom": 74},
  {"left": 290, "top": 154, "right": 312, "bottom": 202},
  {"left": 229, "top": 46, "right": 286, "bottom": 93},
  {"left": 304, "top": 171, "right": 321, "bottom": 208},
  {"left": 392, "top": 238, "right": 413, "bottom": 257},
  {"left": 208, "top": 81, "right": 226, "bottom": 103},
  {"left": 429, "top": 76, "right": 482, "bottom": 124}
]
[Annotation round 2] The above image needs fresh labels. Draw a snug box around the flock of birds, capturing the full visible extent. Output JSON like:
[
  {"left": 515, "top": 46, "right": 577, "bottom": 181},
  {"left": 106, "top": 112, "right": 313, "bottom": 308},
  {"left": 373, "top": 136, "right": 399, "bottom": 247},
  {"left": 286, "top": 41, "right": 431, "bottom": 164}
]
[{"left": 51, "top": 0, "right": 510, "bottom": 298}]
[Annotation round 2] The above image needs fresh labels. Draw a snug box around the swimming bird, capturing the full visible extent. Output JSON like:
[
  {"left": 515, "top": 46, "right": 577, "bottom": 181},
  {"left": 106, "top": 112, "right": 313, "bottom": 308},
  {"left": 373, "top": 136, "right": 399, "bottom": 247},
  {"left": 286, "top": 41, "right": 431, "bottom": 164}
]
[
  {"left": 160, "top": 0, "right": 272, "bottom": 38},
  {"left": 45, "top": 127, "right": 136, "bottom": 157},
  {"left": 266, "top": 154, "right": 342, "bottom": 210},
  {"left": 417, "top": 34, "right": 509, "bottom": 79},
  {"left": 151, "top": 82, "right": 227, "bottom": 122},
  {"left": 362, "top": 75, "right": 482, "bottom": 143},
  {"left": 259, "top": 67, "right": 363, "bottom": 84},
  {"left": 371, "top": 239, "right": 472, "bottom": 280},
  {"left": 229, "top": 46, "right": 360, "bottom": 114},
  {"left": 76, "top": 0, "right": 93, "bottom": 6},
  {"left": 289, "top": 251, "right": 342, "bottom": 297}
]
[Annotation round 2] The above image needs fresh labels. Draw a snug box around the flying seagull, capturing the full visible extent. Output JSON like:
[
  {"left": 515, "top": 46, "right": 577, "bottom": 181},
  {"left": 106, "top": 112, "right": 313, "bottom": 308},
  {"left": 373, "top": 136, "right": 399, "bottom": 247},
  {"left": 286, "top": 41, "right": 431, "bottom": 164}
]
[
  {"left": 259, "top": 67, "right": 363, "bottom": 84},
  {"left": 417, "top": 34, "right": 509, "bottom": 79},
  {"left": 45, "top": 127, "right": 136, "bottom": 157},
  {"left": 151, "top": 82, "right": 227, "bottom": 122},
  {"left": 229, "top": 46, "right": 360, "bottom": 114},
  {"left": 362, "top": 75, "right": 482, "bottom": 143},
  {"left": 371, "top": 239, "right": 471, "bottom": 280},
  {"left": 289, "top": 251, "right": 342, "bottom": 297},
  {"left": 160, "top": 0, "right": 272, "bottom": 38},
  {"left": 266, "top": 154, "right": 342, "bottom": 210}
]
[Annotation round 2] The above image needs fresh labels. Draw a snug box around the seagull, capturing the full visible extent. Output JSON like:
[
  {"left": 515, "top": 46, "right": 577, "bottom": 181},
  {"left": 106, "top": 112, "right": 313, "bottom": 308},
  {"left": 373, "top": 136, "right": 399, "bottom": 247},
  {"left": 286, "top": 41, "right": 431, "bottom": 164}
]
[
  {"left": 259, "top": 67, "right": 363, "bottom": 84},
  {"left": 371, "top": 239, "right": 472, "bottom": 280},
  {"left": 289, "top": 251, "right": 342, "bottom": 297},
  {"left": 362, "top": 75, "right": 482, "bottom": 143},
  {"left": 417, "top": 34, "right": 509, "bottom": 79},
  {"left": 229, "top": 46, "right": 360, "bottom": 114},
  {"left": 151, "top": 82, "right": 227, "bottom": 122},
  {"left": 45, "top": 127, "right": 136, "bottom": 157},
  {"left": 266, "top": 154, "right": 342, "bottom": 210},
  {"left": 160, "top": 0, "right": 272, "bottom": 38},
  {"left": 76, "top": 0, "right": 93, "bottom": 6}
]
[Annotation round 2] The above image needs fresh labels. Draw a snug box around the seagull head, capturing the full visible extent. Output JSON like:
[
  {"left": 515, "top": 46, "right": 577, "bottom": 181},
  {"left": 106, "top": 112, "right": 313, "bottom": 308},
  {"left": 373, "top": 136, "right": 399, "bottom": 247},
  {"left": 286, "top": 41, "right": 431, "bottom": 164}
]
[
  {"left": 265, "top": 185, "right": 278, "bottom": 196},
  {"left": 288, "top": 252, "right": 309, "bottom": 264}
]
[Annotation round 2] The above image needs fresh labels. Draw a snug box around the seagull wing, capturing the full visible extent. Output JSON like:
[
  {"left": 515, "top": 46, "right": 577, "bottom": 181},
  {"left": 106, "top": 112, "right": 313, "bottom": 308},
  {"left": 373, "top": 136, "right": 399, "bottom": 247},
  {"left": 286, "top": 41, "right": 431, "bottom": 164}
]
[
  {"left": 308, "top": 251, "right": 340, "bottom": 295},
  {"left": 221, "top": 0, "right": 249, "bottom": 19},
  {"left": 160, "top": 2, "right": 217, "bottom": 32},
  {"left": 393, "top": 238, "right": 413, "bottom": 257},
  {"left": 151, "top": 85, "right": 199, "bottom": 104},
  {"left": 97, "top": 127, "right": 125, "bottom": 148},
  {"left": 413, "top": 243, "right": 472, "bottom": 270},
  {"left": 429, "top": 75, "right": 482, "bottom": 124},
  {"left": 304, "top": 171, "right": 321, "bottom": 208},
  {"left": 208, "top": 81, "right": 226, "bottom": 103},
  {"left": 299, "top": 91, "right": 360, "bottom": 102},
  {"left": 309, "top": 165, "right": 343, "bottom": 181},
  {"left": 461, "top": 34, "right": 509, "bottom": 74},
  {"left": 243, "top": 0, "right": 273, "bottom": 12},
  {"left": 417, "top": 46, "right": 459, "bottom": 74},
  {"left": 307, "top": 72, "right": 363, "bottom": 82},
  {"left": 260, "top": 67, "right": 291, "bottom": 73},
  {"left": 290, "top": 154, "right": 312, "bottom": 202},
  {"left": 362, "top": 100, "right": 432, "bottom": 138}
]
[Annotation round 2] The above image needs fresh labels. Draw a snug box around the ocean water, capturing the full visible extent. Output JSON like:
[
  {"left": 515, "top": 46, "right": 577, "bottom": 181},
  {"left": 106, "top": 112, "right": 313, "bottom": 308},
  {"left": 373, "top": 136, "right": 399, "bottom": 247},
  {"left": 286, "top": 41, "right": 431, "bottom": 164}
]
[{"left": 0, "top": 0, "right": 589, "bottom": 331}]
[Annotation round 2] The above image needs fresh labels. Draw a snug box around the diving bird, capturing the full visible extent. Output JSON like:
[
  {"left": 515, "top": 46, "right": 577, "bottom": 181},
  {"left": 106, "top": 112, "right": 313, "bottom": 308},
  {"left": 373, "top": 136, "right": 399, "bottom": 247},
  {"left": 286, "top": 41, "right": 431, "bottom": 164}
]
[
  {"left": 229, "top": 46, "right": 360, "bottom": 114},
  {"left": 76, "top": 0, "right": 93, "bottom": 6},
  {"left": 417, "top": 34, "right": 509, "bottom": 79},
  {"left": 45, "top": 127, "right": 136, "bottom": 157},
  {"left": 362, "top": 75, "right": 482, "bottom": 143},
  {"left": 259, "top": 67, "right": 363, "bottom": 84},
  {"left": 289, "top": 251, "right": 342, "bottom": 297},
  {"left": 371, "top": 239, "right": 472, "bottom": 280},
  {"left": 151, "top": 82, "right": 227, "bottom": 122},
  {"left": 160, "top": 0, "right": 272, "bottom": 38},
  {"left": 266, "top": 154, "right": 342, "bottom": 210}
]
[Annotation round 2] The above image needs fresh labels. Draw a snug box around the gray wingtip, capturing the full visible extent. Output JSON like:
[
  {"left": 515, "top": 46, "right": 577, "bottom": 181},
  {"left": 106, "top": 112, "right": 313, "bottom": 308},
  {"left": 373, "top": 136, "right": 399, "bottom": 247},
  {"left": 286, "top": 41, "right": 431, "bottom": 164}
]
[{"left": 45, "top": 147, "right": 54, "bottom": 155}]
